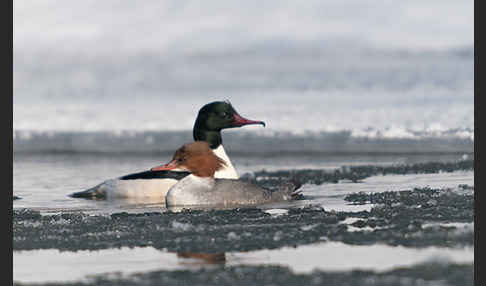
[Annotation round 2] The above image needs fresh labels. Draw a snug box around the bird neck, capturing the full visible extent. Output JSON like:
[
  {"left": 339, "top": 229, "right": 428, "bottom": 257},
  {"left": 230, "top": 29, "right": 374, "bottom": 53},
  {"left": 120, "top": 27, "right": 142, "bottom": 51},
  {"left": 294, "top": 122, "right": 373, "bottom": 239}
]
[{"left": 193, "top": 128, "right": 222, "bottom": 149}]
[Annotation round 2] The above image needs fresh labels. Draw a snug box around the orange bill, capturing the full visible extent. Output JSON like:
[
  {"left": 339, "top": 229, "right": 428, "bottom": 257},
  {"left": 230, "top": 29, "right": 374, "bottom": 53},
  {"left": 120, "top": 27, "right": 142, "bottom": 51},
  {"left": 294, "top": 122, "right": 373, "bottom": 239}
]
[{"left": 151, "top": 159, "right": 179, "bottom": 171}]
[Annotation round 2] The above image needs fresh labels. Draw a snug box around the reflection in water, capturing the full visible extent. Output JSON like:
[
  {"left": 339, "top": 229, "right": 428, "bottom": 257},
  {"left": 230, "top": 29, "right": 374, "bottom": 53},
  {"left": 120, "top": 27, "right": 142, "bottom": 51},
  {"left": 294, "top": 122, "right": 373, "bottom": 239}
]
[
  {"left": 177, "top": 252, "right": 226, "bottom": 264},
  {"left": 166, "top": 201, "right": 299, "bottom": 213},
  {"left": 167, "top": 204, "right": 253, "bottom": 212},
  {"left": 15, "top": 170, "right": 474, "bottom": 216},
  {"left": 14, "top": 149, "right": 473, "bottom": 213},
  {"left": 13, "top": 243, "right": 474, "bottom": 284}
]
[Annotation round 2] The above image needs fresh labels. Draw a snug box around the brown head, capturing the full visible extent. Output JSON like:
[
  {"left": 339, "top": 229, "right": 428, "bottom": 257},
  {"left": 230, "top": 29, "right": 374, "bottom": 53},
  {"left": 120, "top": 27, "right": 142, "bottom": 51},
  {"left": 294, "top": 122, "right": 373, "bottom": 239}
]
[{"left": 151, "top": 142, "right": 227, "bottom": 177}]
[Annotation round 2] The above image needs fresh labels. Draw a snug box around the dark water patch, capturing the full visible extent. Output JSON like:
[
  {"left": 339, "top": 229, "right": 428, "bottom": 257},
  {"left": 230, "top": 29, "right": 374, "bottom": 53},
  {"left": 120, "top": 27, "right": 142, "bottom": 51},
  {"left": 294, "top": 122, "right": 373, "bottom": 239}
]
[
  {"left": 13, "top": 262, "right": 473, "bottom": 286},
  {"left": 245, "top": 159, "right": 474, "bottom": 187},
  {"left": 13, "top": 187, "right": 473, "bottom": 252},
  {"left": 345, "top": 186, "right": 473, "bottom": 210},
  {"left": 345, "top": 160, "right": 474, "bottom": 176},
  {"left": 338, "top": 186, "right": 473, "bottom": 247},
  {"left": 344, "top": 186, "right": 474, "bottom": 224}
]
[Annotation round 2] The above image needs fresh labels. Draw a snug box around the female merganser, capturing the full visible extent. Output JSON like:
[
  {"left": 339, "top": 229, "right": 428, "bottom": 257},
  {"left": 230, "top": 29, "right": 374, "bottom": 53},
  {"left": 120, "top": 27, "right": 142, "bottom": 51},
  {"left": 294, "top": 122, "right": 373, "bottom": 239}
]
[
  {"left": 152, "top": 141, "right": 301, "bottom": 208},
  {"left": 69, "top": 101, "right": 265, "bottom": 200}
]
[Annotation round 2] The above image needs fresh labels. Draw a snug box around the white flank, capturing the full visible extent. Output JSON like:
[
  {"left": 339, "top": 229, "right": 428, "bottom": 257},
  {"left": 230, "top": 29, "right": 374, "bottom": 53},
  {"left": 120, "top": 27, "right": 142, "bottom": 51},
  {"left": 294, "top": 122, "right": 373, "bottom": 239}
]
[{"left": 100, "top": 178, "right": 178, "bottom": 199}]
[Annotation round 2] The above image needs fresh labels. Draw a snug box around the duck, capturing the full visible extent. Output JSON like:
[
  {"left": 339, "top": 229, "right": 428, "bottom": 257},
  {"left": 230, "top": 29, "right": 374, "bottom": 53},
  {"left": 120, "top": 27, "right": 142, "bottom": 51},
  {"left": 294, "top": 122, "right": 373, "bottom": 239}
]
[
  {"left": 69, "top": 101, "right": 265, "bottom": 200},
  {"left": 151, "top": 141, "right": 302, "bottom": 208}
]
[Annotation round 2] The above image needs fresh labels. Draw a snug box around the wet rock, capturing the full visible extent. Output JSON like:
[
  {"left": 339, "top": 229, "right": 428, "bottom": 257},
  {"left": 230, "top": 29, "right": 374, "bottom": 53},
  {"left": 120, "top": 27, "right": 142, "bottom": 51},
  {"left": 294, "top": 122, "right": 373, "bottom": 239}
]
[{"left": 13, "top": 209, "right": 41, "bottom": 220}]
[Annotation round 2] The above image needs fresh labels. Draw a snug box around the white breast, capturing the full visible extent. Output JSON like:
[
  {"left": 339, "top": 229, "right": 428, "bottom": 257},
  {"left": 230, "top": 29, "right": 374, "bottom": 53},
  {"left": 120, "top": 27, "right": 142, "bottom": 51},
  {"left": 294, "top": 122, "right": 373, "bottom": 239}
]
[
  {"left": 213, "top": 145, "right": 239, "bottom": 179},
  {"left": 165, "top": 174, "right": 214, "bottom": 206}
]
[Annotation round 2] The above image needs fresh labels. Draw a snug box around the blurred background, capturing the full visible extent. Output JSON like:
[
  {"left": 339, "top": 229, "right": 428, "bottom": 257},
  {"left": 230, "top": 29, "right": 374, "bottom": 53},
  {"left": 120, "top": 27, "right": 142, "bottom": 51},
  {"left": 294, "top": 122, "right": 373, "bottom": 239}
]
[{"left": 13, "top": 0, "right": 474, "bottom": 153}]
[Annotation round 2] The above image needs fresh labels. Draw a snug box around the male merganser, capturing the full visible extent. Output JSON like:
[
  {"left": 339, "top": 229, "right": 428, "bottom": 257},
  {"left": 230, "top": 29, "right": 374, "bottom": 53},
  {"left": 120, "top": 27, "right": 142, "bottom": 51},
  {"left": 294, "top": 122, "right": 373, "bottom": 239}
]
[
  {"left": 151, "top": 141, "right": 301, "bottom": 208},
  {"left": 69, "top": 101, "right": 265, "bottom": 200}
]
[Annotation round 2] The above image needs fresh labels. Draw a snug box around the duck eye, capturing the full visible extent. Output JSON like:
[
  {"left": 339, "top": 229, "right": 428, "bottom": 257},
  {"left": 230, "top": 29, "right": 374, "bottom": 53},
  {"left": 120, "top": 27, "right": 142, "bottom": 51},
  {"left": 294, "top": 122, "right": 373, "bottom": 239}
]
[{"left": 220, "top": 112, "right": 229, "bottom": 118}]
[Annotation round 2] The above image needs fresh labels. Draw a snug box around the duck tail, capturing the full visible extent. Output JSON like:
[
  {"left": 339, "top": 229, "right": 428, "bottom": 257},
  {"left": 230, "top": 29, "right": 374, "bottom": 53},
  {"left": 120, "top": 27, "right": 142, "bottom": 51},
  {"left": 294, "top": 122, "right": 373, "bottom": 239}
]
[
  {"left": 291, "top": 189, "right": 304, "bottom": 200},
  {"left": 69, "top": 183, "right": 105, "bottom": 199},
  {"left": 278, "top": 176, "right": 304, "bottom": 200}
]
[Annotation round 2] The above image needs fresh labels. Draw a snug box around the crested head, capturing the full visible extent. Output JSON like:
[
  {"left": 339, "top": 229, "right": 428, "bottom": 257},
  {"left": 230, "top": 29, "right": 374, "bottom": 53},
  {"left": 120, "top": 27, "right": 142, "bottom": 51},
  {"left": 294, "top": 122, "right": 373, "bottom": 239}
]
[
  {"left": 193, "top": 101, "right": 265, "bottom": 148},
  {"left": 152, "top": 142, "right": 227, "bottom": 178}
]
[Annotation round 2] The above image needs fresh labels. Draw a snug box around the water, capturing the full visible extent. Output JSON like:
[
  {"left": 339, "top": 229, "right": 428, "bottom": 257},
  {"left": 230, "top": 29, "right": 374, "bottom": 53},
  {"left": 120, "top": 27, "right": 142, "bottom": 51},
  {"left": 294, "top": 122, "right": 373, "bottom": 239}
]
[
  {"left": 14, "top": 243, "right": 474, "bottom": 284},
  {"left": 13, "top": 151, "right": 473, "bottom": 214},
  {"left": 13, "top": 153, "right": 474, "bottom": 283},
  {"left": 12, "top": 151, "right": 474, "bottom": 284}
]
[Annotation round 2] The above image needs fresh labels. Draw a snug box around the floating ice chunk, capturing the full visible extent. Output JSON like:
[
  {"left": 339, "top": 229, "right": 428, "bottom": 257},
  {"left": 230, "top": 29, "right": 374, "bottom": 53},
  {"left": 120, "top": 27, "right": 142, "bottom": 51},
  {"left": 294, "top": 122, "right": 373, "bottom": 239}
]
[
  {"left": 300, "top": 224, "right": 318, "bottom": 231},
  {"left": 227, "top": 232, "right": 240, "bottom": 240},
  {"left": 170, "top": 220, "right": 193, "bottom": 232},
  {"left": 273, "top": 231, "right": 284, "bottom": 241},
  {"left": 264, "top": 209, "right": 289, "bottom": 216}
]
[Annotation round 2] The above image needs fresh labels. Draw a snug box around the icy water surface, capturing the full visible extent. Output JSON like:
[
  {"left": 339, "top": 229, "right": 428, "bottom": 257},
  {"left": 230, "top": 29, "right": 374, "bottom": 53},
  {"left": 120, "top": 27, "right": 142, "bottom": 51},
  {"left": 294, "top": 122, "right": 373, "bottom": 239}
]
[
  {"left": 12, "top": 152, "right": 474, "bottom": 285},
  {"left": 14, "top": 242, "right": 473, "bottom": 284},
  {"left": 13, "top": 152, "right": 471, "bottom": 214}
]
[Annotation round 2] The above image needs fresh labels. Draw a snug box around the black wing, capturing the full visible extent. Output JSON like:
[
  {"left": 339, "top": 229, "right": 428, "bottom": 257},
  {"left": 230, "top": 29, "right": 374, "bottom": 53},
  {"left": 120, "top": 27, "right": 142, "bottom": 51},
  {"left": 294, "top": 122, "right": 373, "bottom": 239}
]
[{"left": 120, "top": 170, "right": 191, "bottom": 180}]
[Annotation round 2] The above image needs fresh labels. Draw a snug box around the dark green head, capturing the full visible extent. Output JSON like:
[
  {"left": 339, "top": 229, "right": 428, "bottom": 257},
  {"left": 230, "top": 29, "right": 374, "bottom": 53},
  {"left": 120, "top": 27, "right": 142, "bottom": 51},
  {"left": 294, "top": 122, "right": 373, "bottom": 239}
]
[{"left": 193, "top": 101, "right": 265, "bottom": 148}]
